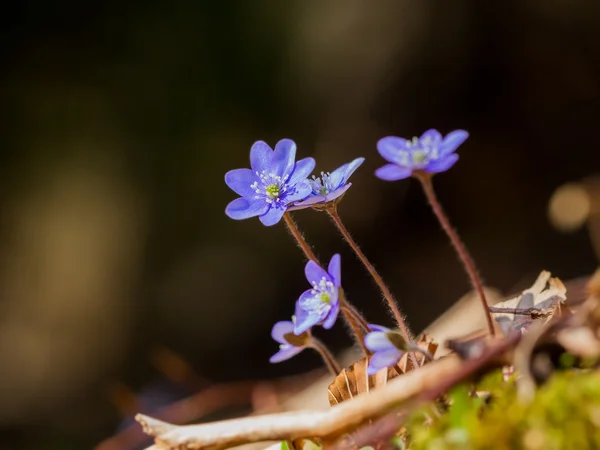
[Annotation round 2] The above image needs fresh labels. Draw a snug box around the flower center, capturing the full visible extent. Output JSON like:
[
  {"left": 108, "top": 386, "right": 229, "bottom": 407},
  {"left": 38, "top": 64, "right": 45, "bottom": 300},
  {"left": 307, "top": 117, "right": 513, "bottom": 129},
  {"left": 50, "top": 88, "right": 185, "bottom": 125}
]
[
  {"left": 412, "top": 150, "right": 427, "bottom": 164},
  {"left": 309, "top": 172, "right": 336, "bottom": 196},
  {"left": 300, "top": 276, "right": 336, "bottom": 316},
  {"left": 266, "top": 184, "right": 280, "bottom": 198},
  {"left": 251, "top": 171, "right": 290, "bottom": 205},
  {"left": 319, "top": 292, "right": 331, "bottom": 303}
]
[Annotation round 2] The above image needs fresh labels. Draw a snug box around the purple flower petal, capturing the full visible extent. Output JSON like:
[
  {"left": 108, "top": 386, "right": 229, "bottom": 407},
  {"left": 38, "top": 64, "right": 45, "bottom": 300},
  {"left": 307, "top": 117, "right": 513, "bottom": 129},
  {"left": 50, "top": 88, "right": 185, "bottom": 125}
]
[
  {"left": 365, "top": 331, "right": 395, "bottom": 353},
  {"left": 224, "top": 168, "right": 259, "bottom": 198},
  {"left": 419, "top": 129, "right": 442, "bottom": 145},
  {"left": 270, "top": 345, "right": 304, "bottom": 363},
  {"left": 249, "top": 141, "right": 273, "bottom": 173},
  {"left": 439, "top": 130, "right": 469, "bottom": 157},
  {"left": 297, "top": 289, "right": 318, "bottom": 309},
  {"left": 259, "top": 206, "right": 286, "bottom": 226},
  {"left": 289, "top": 194, "right": 327, "bottom": 211},
  {"left": 377, "top": 136, "right": 408, "bottom": 163},
  {"left": 367, "top": 350, "right": 403, "bottom": 375},
  {"left": 289, "top": 157, "right": 316, "bottom": 185},
  {"left": 271, "top": 139, "right": 297, "bottom": 178},
  {"left": 294, "top": 307, "right": 323, "bottom": 335},
  {"left": 327, "top": 164, "right": 348, "bottom": 190},
  {"left": 328, "top": 254, "right": 341, "bottom": 287},
  {"left": 424, "top": 154, "right": 459, "bottom": 173},
  {"left": 324, "top": 184, "right": 352, "bottom": 203},
  {"left": 225, "top": 198, "right": 269, "bottom": 220},
  {"left": 343, "top": 157, "right": 365, "bottom": 182},
  {"left": 322, "top": 301, "right": 340, "bottom": 329},
  {"left": 304, "top": 260, "right": 331, "bottom": 285},
  {"left": 271, "top": 320, "right": 295, "bottom": 344},
  {"left": 285, "top": 182, "right": 312, "bottom": 204},
  {"left": 375, "top": 164, "right": 412, "bottom": 181},
  {"left": 368, "top": 324, "right": 391, "bottom": 333}
]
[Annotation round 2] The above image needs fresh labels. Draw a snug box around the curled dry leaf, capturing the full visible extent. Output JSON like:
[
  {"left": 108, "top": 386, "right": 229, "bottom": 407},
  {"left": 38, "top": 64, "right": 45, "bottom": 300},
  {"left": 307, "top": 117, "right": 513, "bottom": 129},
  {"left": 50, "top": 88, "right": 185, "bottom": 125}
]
[
  {"left": 492, "top": 271, "right": 567, "bottom": 334},
  {"left": 328, "top": 334, "right": 438, "bottom": 406}
]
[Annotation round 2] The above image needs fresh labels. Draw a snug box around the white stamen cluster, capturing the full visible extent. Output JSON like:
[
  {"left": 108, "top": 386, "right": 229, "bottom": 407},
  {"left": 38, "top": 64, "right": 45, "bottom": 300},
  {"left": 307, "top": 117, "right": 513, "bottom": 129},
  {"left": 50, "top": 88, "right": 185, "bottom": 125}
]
[
  {"left": 309, "top": 172, "right": 337, "bottom": 196},
  {"left": 395, "top": 136, "right": 440, "bottom": 167},
  {"left": 303, "top": 276, "right": 335, "bottom": 314},
  {"left": 250, "top": 170, "right": 290, "bottom": 205}
]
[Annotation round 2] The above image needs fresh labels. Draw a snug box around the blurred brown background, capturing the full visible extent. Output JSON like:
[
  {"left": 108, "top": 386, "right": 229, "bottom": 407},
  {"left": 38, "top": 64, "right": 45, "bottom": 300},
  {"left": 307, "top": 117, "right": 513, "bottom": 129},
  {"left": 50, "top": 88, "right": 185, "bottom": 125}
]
[{"left": 1, "top": 1, "right": 600, "bottom": 448}]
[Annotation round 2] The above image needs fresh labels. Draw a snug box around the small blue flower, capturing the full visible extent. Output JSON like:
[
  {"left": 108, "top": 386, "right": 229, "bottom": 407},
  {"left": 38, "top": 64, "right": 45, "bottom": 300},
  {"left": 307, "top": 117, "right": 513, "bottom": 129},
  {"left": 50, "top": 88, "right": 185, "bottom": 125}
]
[
  {"left": 289, "top": 157, "right": 365, "bottom": 210},
  {"left": 294, "top": 254, "right": 342, "bottom": 335},
  {"left": 375, "top": 129, "right": 468, "bottom": 181},
  {"left": 270, "top": 318, "right": 310, "bottom": 363},
  {"left": 364, "top": 324, "right": 407, "bottom": 375},
  {"left": 225, "top": 139, "right": 316, "bottom": 226}
]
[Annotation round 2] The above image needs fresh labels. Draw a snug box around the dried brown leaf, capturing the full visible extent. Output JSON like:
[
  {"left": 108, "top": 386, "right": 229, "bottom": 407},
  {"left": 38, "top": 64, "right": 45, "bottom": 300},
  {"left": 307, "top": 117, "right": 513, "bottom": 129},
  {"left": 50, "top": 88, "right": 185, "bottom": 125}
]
[{"left": 327, "top": 334, "right": 438, "bottom": 407}]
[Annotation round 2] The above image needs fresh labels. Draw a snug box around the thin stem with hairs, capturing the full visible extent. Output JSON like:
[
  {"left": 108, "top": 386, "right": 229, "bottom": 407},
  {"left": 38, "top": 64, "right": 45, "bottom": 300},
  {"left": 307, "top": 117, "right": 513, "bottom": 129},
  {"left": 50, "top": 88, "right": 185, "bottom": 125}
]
[
  {"left": 414, "top": 171, "right": 495, "bottom": 336},
  {"left": 326, "top": 206, "right": 414, "bottom": 343},
  {"left": 309, "top": 336, "right": 341, "bottom": 376},
  {"left": 283, "top": 212, "right": 318, "bottom": 262},
  {"left": 282, "top": 210, "right": 371, "bottom": 345}
]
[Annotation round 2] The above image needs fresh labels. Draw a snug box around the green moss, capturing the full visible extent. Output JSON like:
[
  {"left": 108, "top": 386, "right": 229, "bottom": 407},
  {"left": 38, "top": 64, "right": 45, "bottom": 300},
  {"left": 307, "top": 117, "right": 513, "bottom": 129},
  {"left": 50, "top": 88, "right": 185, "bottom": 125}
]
[{"left": 407, "top": 370, "right": 600, "bottom": 450}]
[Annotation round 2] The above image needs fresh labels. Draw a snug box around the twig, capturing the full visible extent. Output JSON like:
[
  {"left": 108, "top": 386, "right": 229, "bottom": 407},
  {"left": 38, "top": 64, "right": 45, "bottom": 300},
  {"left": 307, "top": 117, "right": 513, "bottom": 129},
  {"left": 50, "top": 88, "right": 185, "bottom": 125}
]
[
  {"left": 137, "top": 336, "right": 519, "bottom": 449},
  {"left": 328, "top": 332, "right": 521, "bottom": 450},
  {"left": 488, "top": 306, "right": 553, "bottom": 318},
  {"left": 96, "top": 371, "right": 322, "bottom": 450}
]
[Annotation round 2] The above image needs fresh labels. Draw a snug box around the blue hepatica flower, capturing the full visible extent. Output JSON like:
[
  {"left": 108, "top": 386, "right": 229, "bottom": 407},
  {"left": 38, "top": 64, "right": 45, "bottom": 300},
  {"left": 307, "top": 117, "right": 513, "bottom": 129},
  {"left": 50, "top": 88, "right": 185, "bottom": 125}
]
[
  {"left": 364, "top": 324, "right": 407, "bottom": 375},
  {"left": 375, "top": 129, "right": 469, "bottom": 181},
  {"left": 290, "top": 157, "right": 365, "bottom": 210},
  {"left": 294, "top": 254, "right": 342, "bottom": 335},
  {"left": 270, "top": 318, "right": 310, "bottom": 363},
  {"left": 225, "top": 139, "right": 316, "bottom": 226}
]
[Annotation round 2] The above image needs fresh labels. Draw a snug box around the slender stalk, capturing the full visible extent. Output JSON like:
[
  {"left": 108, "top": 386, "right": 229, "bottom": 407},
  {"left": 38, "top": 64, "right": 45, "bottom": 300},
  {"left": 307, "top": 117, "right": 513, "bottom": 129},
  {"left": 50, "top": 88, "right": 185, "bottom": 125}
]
[
  {"left": 283, "top": 212, "right": 318, "bottom": 262},
  {"left": 341, "top": 300, "right": 370, "bottom": 333},
  {"left": 339, "top": 297, "right": 369, "bottom": 355},
  {"left": 309, "top": 337, "right": 342, "bottom": 376},
  {"left": 282, "top": 210, "right": 371, "bottom": 348},
  {"left": 340, "top": 308, "right": 369, "bottom": 354},
  {"left": 327, "top": 207, "right": 414, "bottom": 343},
  {"left": 415, "top": 172, "right": 495, "bottom": 336}
]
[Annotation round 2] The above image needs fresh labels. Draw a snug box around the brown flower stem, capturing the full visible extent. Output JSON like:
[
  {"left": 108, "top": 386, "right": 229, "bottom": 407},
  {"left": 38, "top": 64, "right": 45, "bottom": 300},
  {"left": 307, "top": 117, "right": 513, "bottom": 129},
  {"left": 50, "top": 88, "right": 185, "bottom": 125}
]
[
  {"left": 340, "top": 295, "right": 370, "bottom": 333},
  {"left": 340, "top": 305, "right": 369, "bottom": 355},
  {"left": 327, "top": 207, "right": 414, "bottom": 343},
  {"left": 283, "top": 212, "right": 318, "bottom": 263},
  {"left": 309, "top": 336, "right": 341, "bottom": 376},
  {"left": 414, "top": 172, "right": 495, "bottom": 336},
  {"left": 283, "top": 211, "right": 369, "bottom": 347}
]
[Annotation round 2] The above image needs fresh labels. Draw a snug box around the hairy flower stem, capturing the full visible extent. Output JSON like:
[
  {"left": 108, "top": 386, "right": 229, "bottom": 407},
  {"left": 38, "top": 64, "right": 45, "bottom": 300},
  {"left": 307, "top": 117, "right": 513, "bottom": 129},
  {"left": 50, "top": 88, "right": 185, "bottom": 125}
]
[
  {"left": 282, "top": 211, "right": 371, "bottom": 348},
  {"left": 340, "top": 292, "right": 369, "bottom": 354},
  {"left": 415, "top": 172, "right": 495, "bottom": 336},
  {"left": 283, "top": 212, "right": 318, "bottom": 262},
  {"left": 309, "top": 337, "right": 341, "bottom": 376},
  {"left": 341, "top": 299, "right": 370, "bottom": 333},
  {"left": 341, "top": 309, "right": 369, "bottom": 355},
  {"left": 327, "top": 207, "right": 414, "bottom": 343}
]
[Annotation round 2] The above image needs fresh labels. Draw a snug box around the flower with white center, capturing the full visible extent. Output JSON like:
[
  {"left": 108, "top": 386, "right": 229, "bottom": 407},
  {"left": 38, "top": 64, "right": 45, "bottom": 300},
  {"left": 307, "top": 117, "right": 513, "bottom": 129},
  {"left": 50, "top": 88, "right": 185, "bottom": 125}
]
[
  {"left": 269, "top": 318, "right": 310, "bottom": 363},
  {"left": 289, "top": 157, "right": 365, "bottom": 211},
  {"left": 294, "top": 254, "right": 342, "bottom": 335},
  {"left": 375, "top": 129, "right": 468, "bottom": 181},
  {"left": 225, "top": 139, "right": 315, "bottom": 226}
]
